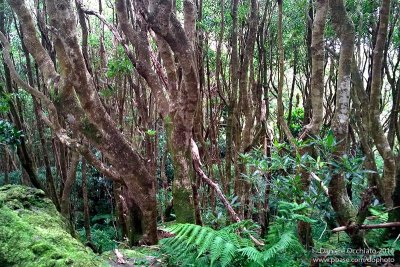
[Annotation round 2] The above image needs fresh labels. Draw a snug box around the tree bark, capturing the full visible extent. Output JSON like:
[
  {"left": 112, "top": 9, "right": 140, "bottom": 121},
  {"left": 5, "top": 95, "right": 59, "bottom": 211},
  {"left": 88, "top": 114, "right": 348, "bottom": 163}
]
[
  {"left": 277, "top": 0, "right": 295, "bottom": 144},
  {"left": 225, "top": 0, "right": 239, "bottom": 195},
  {"left": 305, "top": 0, "right": 328, "bottom": 135},
  {"left": 328, "top": 0, "right": 362, "bottom": 247},
  {"left": 368, "top": 0, "right": 395, "bottom": 207},
  {"left": 60, "top": 152, "right": 79, "bottom": 234},
  {"left": 297, "top": 0, "right": 328, "bottom": 250},
  {"left": 81, "top": 158, "right": 93, "bottom": 246}
]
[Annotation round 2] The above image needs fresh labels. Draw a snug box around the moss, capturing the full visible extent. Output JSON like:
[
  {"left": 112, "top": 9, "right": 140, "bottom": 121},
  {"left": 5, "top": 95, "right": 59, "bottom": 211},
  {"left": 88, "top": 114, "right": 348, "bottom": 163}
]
[
  {"left": 80, "top": 116, "right": 102, "bottom": 143},
  {"left": 172, "top": 187, "right": 195, "bottom": 224},
  {"left": 0, "top": 185, "right": 104, "bottom": 267}
]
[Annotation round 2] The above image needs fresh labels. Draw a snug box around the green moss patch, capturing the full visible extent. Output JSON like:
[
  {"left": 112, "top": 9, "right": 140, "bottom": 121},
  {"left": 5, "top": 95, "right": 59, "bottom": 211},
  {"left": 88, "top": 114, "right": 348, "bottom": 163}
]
[{"left": 0, "top": 185, "right": 104, "bottom": 267}]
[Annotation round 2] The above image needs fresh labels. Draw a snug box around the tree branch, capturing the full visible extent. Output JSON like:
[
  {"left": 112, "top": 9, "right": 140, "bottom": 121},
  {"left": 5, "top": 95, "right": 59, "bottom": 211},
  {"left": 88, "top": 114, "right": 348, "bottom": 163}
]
[
  {"left": 0, "top": 32, "right": 121, "bottom": 183},
  {"left": 332, "top": 222, "right": 400, "bottom": 233}
]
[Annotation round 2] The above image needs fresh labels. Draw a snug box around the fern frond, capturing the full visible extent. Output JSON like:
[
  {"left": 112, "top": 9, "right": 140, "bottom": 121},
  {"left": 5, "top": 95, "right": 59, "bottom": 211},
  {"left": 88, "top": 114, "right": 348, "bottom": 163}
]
[
  {"left": 197, "top": 231, "right": 216, "bottom": 258},
  {"left": 263, "top": 232, "right": 298, "bottom": 262},
  {"left": 186, "top": 224, "right": 202, "bottom": 245},
  {"left": 220, "top": 242, "right": 236, "bottom": 267},
  {"left": 195, "top": 227, "right": 210, "bottom": 246},
  {"left": 238, "top": 246, "right": 263, "bottom": 266},
  {"left": 278, "top": 201, "right": 308, "bottom": 212},
  {"left": 163, "top": 223, "right": 269, "bottom": 267},
  {"left": 210, "top": 236, "right": 225, "bottom": 266}
]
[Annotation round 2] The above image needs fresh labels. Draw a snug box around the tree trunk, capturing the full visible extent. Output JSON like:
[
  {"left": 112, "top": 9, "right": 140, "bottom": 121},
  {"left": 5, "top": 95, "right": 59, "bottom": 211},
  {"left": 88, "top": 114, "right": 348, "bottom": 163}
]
[
  {"left": 368, "top": 0, "right": 395, "bottom": 208},
  {"left": 277, "top": 0, "right": 294, "bottom": 143},
  {"left": 297, "top": 0, "right": 328, "bottom": 250},
  {"left": 81, "top": 158, "right": 93, "bottom": 246},
  {"left": 225, "top": 0, "right": 239, "bottom": 197},
  {"left": 60, "top": 152, "right": 79, "bottom": 234},
  {"left": 328, "top": 0, "right": 362, "bottom": 247}
]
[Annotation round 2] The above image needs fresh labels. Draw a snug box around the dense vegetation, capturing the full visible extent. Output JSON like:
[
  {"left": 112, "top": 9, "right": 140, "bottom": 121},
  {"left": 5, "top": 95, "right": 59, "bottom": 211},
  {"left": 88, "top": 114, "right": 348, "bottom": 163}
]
[{"left": 0, "top": 0, "right": 399, "bottom": 266}]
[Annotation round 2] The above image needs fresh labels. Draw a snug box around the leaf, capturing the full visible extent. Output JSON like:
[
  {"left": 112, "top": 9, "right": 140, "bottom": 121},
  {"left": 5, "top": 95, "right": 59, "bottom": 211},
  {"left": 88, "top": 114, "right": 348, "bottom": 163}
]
[{"left": 325, "top": 131, "right": 335, "bottom": 147}]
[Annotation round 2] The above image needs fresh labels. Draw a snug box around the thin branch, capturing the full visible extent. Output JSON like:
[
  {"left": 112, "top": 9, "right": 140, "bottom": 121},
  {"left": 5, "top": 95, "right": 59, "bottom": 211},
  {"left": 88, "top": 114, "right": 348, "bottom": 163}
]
[
  {"left": 80, "top": 6, "right": 138, "bottom": 67},
  {"left": 0, "top": 31, "right": 61, "bottom": 130},
  {"left": 332, "top": 222, "right": 400, "bottom": 233},
  {"left": 190, "top": 139, "right": 265, "bottom": 246}
]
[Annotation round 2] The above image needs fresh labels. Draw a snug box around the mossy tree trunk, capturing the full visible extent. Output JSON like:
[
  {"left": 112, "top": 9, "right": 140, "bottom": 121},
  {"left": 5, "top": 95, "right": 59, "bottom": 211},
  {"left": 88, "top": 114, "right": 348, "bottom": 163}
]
[
  {"left": 139, "top": 0, "right": 200, "bottom": 223},
  {"left": 60, "top": 152, "right": 79, "bottom": 234}
]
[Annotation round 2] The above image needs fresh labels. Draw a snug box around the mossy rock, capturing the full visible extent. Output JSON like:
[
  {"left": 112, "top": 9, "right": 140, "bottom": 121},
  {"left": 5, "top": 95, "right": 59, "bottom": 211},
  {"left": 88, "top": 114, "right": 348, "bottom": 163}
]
[{"left": 0, "top": 184, "right": 105, "bottom": 267}]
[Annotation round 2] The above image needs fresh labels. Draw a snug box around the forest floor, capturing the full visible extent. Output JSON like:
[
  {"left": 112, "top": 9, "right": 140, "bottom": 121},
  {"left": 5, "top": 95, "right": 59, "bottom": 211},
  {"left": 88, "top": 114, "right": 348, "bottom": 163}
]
[{"left": 103, "top": 247, "right": 163, "bottom": 266}]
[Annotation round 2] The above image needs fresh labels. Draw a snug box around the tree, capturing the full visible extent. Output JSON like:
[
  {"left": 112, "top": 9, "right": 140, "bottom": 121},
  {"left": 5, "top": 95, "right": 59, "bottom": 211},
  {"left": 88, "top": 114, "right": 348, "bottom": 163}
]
[{"left": 2, "top": 0, "right": 158, "bottom": 244}]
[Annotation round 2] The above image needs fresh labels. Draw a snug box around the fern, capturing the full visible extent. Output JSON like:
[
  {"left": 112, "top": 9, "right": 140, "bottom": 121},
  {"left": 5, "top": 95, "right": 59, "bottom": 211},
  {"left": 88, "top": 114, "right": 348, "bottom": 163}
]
[
  {"left": 263, "top": 232, "right": 298, "bottom": 261},
  {"left": 368, "top": 206, "right": 388, "bottom": 222},
  {"left": 160, "top": 198, "right": 316, "bottom": 266},
  {"left": 160, "top": 222, "right": 305, "bottom": 267},
  {"left": 210, "top": 236, "right": 225, "bottom": 265},
  {"left": 219, "top": 242, "right": 237, "bottom": 267},
  {"left": 197, "top": 231, "right": 216, "bottom": 258},
  {"left": 238, "top": 247, "right": 263, "bottom": 266},
  {"left": 291, "top": 214, "right": 317, "bottom": 223},
  {"left": 161, "top": 223, "right": 254, "bottom": 266}
]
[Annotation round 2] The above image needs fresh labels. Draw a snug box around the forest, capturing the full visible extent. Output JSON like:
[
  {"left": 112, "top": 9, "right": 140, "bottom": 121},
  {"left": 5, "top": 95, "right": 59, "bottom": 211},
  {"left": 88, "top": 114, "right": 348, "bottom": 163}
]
[{"left": 0, "top": 0, "right": 399, "bottom": 266}]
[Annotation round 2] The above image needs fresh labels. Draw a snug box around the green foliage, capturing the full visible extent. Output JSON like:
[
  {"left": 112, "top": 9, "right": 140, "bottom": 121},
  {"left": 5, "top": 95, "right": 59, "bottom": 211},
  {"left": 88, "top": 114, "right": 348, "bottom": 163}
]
[
  {"left": 286, "top": 107, "right": 304, "bottom": 136},
  {"left": 106, "top": 45, "right": 133, "bottom": 78},
  {"left": 78, "top": 224, "right": 117, "bottom": 253},
  {"left": 0, "top": 169, "right": 22, "bottom": 185},
  {"left": 146, "top": 129, "right": 157, "bottom": 137},
  {"left": 0, "top": 119, "right": 23, "bottom": 147},
  {"left": 161, "top": 205, "right": 308, "bottom": 267},
  {"left": 160, "top": 222, "right": 257, "bottom": 267},
  {"left": 368, "top": 206, "right": 388, "bottom": 222},
  {"left": 0, "top": 91, "right": 12, "bottom": 113}
]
